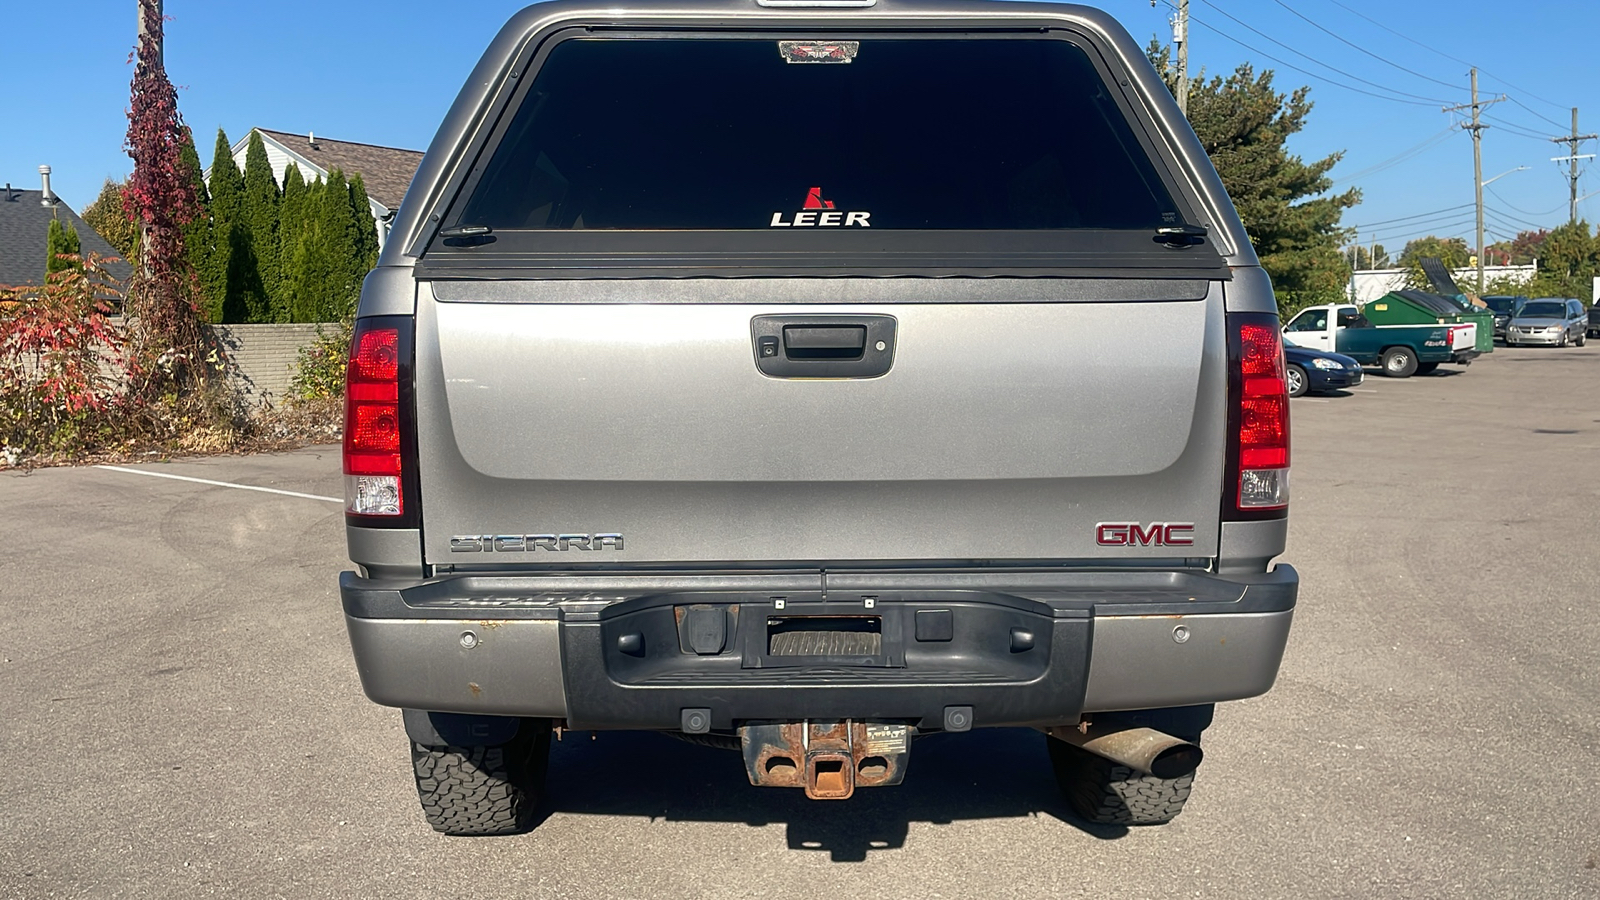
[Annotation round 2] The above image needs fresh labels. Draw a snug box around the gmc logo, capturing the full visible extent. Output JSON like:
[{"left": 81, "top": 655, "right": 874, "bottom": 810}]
[{"left": 1096, "top": 523, "right": 1195, "bottom": 547}]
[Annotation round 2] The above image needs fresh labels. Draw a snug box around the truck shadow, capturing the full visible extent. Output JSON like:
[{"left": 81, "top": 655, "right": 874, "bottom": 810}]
[{"left": 534, "top": 727, "right": 1126, "bottom": 859}]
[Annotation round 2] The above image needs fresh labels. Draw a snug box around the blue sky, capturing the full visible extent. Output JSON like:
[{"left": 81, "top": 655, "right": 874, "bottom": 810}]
[{"left": 1, "top": 0, "right": 1594, "bottom": 253}]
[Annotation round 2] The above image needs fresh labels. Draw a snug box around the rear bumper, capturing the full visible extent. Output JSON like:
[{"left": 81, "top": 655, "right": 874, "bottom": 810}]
[{"left": 340, "top": 566, "right": 1297, "bottom": 731}]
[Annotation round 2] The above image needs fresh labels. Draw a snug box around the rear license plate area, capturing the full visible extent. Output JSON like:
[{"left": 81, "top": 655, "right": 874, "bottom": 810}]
[{"left": 768, "top": 616, "right": 882, "bottom": 657}]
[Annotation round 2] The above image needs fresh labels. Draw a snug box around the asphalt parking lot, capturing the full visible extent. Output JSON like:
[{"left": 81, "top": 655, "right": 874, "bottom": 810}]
[{"left": 1, "top": 344, "right": 1597, "bottom": 899}]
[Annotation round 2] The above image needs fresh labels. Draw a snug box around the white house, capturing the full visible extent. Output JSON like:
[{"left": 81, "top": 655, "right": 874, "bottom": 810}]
[
  {"left": 1350, "top": 264, "right": 1537, "bottom": 304},
  {"left": 222, "top": 129, "right": 424, "bottom": 251}
]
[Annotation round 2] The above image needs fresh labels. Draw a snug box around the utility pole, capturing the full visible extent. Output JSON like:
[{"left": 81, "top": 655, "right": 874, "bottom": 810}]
[
  {"left": 1444, "top": 69, "right": 1505, "bottom": 295},
  {"left": 1550, "top": 108, "right": 1596, "bottom": 226},
  {"left": 137, "top": 0, "right": 162, "bottom": 69},
  {"left": 135, "top": 0, "right": 163, "bottom": 277},
  {"left": 1176, "top": 0, "right": 1190, "bottom": 115}
]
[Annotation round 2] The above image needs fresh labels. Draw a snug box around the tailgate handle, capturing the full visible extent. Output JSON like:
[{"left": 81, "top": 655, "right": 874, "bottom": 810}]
[
  {"left": 751, "top": 315, "right": 896, "bottom": 379},
  {"left": 783, "top": 325, "right": 866, "bottom": 360}
]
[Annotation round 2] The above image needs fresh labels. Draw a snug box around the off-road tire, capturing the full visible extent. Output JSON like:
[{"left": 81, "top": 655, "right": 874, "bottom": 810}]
[
  {"left": 1047, "top": 737, "right": 1195, "bottom": 826},
  {"left": 1381, "top": 347, "right": 1418, "bottom": 378},
  {"left": 1285, "top": 363, "right": 1309, "bottom": 397},
  {"left": 411, "top": 718, "right": 551, "bottom": 836},
  {"left": 1415, "top": 362, "right": 1439, "bottom": 375}
]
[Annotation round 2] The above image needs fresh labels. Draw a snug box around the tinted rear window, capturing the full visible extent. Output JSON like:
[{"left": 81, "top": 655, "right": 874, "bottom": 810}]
[{"left": 453, "top": 37, "right": 1184, "bottom": 232}]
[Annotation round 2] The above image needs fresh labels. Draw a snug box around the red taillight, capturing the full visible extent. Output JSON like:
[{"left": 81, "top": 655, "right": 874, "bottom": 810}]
[
  {"left": 344, "top": 322, "right": 404, "bottom": 516},
  {"left": 1230, "top": 316, "right": 1290, "bottom": 512}
]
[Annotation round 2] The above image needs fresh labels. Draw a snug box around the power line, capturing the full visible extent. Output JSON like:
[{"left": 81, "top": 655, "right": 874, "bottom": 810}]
[
  {"left": 1485, "top": 186, "right": 1567, "bottom": 219},
  {"left": 1329, "top": 127, "right": 1460, "bottom": 186},
  {"left": 1270, "top": 0, "right": 1467, "bottom": 93},
  {"left": 1318, "top": 0, "right": 1571, "bottom": 113},
  {"left": 1507, "top": 96, "right": 1569, "bottom": 131},
  {"left": 1172, "top": 12, "right": 1441, "bottom": 108},
  {"left": 1349, "top": 203, "right": 1475, "bottom": 230},
  {"left": 1485, "top": 204, "right": 1552, "bottom": 231},
  {"left": 1480, "top": 115, "right": 1559, "bottom": 142},
  {"left": 1191, "top": 1, "right": 1457, "bottom": 105}
]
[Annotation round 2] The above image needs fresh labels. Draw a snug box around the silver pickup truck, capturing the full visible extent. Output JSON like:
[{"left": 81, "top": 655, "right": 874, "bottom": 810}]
[{"left": 338, "top": 0, "right": 1297, "bottom": 836}]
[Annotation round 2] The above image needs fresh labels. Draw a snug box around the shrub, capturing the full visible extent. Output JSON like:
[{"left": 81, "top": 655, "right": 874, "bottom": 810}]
[{"left": 289, "top": 318, "right": 352, "bottom": 401}]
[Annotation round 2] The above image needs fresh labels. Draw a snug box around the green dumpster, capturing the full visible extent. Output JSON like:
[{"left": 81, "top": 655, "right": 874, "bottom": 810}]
[{"left": 1361, "top": 290, "right": 1494, "bottom": 355}]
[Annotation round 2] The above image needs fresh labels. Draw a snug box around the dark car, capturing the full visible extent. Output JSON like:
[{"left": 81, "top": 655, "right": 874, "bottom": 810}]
[
  {"left": 1285, "top": 345, "right": 1363, "bottom": 397},
  {"left": 1588, "top": 301, "right": 1600, "bottom": 338},
  {"left": 1481, "top": 295, "right": 1526, "bottom": 341}
]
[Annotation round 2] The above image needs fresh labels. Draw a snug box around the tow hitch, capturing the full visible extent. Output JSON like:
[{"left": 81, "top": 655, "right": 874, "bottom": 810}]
[{"left": 739, "top": 720, "right": 912, "bottom": 800}]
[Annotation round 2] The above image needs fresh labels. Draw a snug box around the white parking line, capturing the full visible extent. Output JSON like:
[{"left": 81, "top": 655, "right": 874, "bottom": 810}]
[
  {"left": 1351, "top": 389, "right": 1379, "bottom": 393},
  {"left": 95, "top": 465, "right": 341, "bottom": 504}
]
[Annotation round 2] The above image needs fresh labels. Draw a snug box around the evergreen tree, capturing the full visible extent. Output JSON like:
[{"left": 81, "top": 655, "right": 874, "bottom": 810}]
[
  {"left": 45, "top": 217, "right": 82, "bottom": 278},
  {"left": 347, "top": 173, "right": 380, "bottom": 276},
  {"left": 81, "top": 179, "right": 139, "bottom": 261},
  {"left": 274, "top": 164, "right": 308, "bottom": 322},
  {"left": 241, "top": 130, "right": 280, "bottom": 320},
  {"left": 206, "top": 127, "right": 248, "bottom": 322},
  {"left": 177, "top": 127, "right": 212, "bottom": 304},
  {"left": 318, "top": 168, "right": 359, "bottom": 321},
  {"left": 284, "top": 176, "right": 336, "bottom": 323},
  {"left": 1148, "top": 43, "right": 1359, "bottom": 316}
]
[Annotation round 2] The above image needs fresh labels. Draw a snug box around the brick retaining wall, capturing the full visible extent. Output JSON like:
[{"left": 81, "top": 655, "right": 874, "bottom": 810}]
[{"left": 212, "top": 323, "right": 336, "bottom": 403}]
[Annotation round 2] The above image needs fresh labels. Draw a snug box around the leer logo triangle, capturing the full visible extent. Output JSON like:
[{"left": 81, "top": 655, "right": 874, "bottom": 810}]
[{"left": 771, "top": 187, "right": 871, "bottom": 228}]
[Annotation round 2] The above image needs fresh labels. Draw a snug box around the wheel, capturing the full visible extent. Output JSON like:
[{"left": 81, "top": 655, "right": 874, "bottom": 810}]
[
  {"left": 1577, "top": 332, "right": 1586, "bottom": 347},
  {"left": 411, "top": 717, "right": 552, "bottom": 836},
  {"left": 1558, "top": 332, "right": 1568, "bottom": 348},
  {"left": 1380, "top": 347, "right": 1418, "bottom": 378},
  {"left": 1285, "top": 363, "right": 1308, "bottom": 397},
  {"left": 1415, "top": 362, "right": 1439, "bottom": 375},
  {"left": 1047, "top": 737, "right": 1196, "bottom": 826}
]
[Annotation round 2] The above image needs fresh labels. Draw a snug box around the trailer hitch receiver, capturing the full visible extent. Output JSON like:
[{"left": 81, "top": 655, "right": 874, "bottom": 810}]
[{"left": 739, "top": 720, "right": 911, "bottom": 799}]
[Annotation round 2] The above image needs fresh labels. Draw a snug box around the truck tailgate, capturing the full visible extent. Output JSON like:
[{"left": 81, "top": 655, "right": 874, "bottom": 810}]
[{"left": 414, "top": 286, "right": 1228, "bottom": 565}]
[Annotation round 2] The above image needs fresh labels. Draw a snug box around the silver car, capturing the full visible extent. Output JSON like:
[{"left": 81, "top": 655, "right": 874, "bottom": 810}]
[{"left": 1506, "top": 298, "right": 1587, "bottom": 347}]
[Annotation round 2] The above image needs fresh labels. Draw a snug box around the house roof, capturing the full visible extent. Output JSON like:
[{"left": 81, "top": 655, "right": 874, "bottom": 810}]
[
  {"left": 255, "top": 129, "right": 424, "bottom": 210},
  {"left": 0, "top": 187, "right": 131, "bottom": 290}
]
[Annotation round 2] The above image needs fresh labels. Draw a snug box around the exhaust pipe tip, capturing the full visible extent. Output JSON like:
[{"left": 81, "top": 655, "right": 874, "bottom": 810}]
[
  {"left": 1147, "top": 742, "right": 1204, "bottom": 780},
  {"left": 1045, "top": 722, "right": 1204, "bottom": 780}
]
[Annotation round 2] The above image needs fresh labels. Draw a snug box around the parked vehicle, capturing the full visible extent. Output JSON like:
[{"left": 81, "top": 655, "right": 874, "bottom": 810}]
[
  {"left": 1589, "top": 301, "right": 1600, "bottom": 339},
  {"left": 1284, "top": 345, "right": 1363, "bottom": 396},
  {"left": 337, "top": 0, "right": 1298, "bottom": 836},
  {"left": 1481, "top": 295, "right": 1526, "bottom": 341},
  {"left": 1506, "top": 298, "right": 1586, "bottom": 347},
  {"left": 1283, "top": 304, "right": 1478, "bottom": 377}
]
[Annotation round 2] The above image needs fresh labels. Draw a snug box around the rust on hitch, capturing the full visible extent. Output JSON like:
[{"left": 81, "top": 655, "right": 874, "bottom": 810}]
[{"left": 739, "top": 720, "right": 911, "bottom": 799}]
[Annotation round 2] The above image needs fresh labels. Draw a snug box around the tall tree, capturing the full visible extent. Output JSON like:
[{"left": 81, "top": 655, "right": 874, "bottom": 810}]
[
  {"left": 1398, "top": 235, "right": 1471, "bottom": 290},
  {"left": 274, "top": 164, "right": 308, "bottom": 322},
  {"left": 80, "top": 179, "right": 139, "bottom": 261},
  {"left": 283, "top": 176, "right": 335, "bottom": 323},
  {"left": 347, "top": 173, "right": 380, "bottom": 278},
  {"left": 177, "top": 127, "right": 212, "bottom": 304},
  {"left": 1399, "top": 235, "right": 1470, "bottom": 269},
  {"left": 206, "top": 128, "right": 248, "bottom": 322},
  {"left": 45, "top": 218, "right": 83, "bottom": 278},
  {"left": 1352, "top": 243, "right": 1390, "bottom": 270},
  {"left": 1148, "top": 43, "right": 1359, "bottom": 315},
  {"left": 317, "top": 168, "right": 359, "bottom": 321},
  {"left": 241, "top": 130, "right": 280, "bottom": 320},
  {"left": 1529, "top": 220, "right": 1599, "bottom": 300}
]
